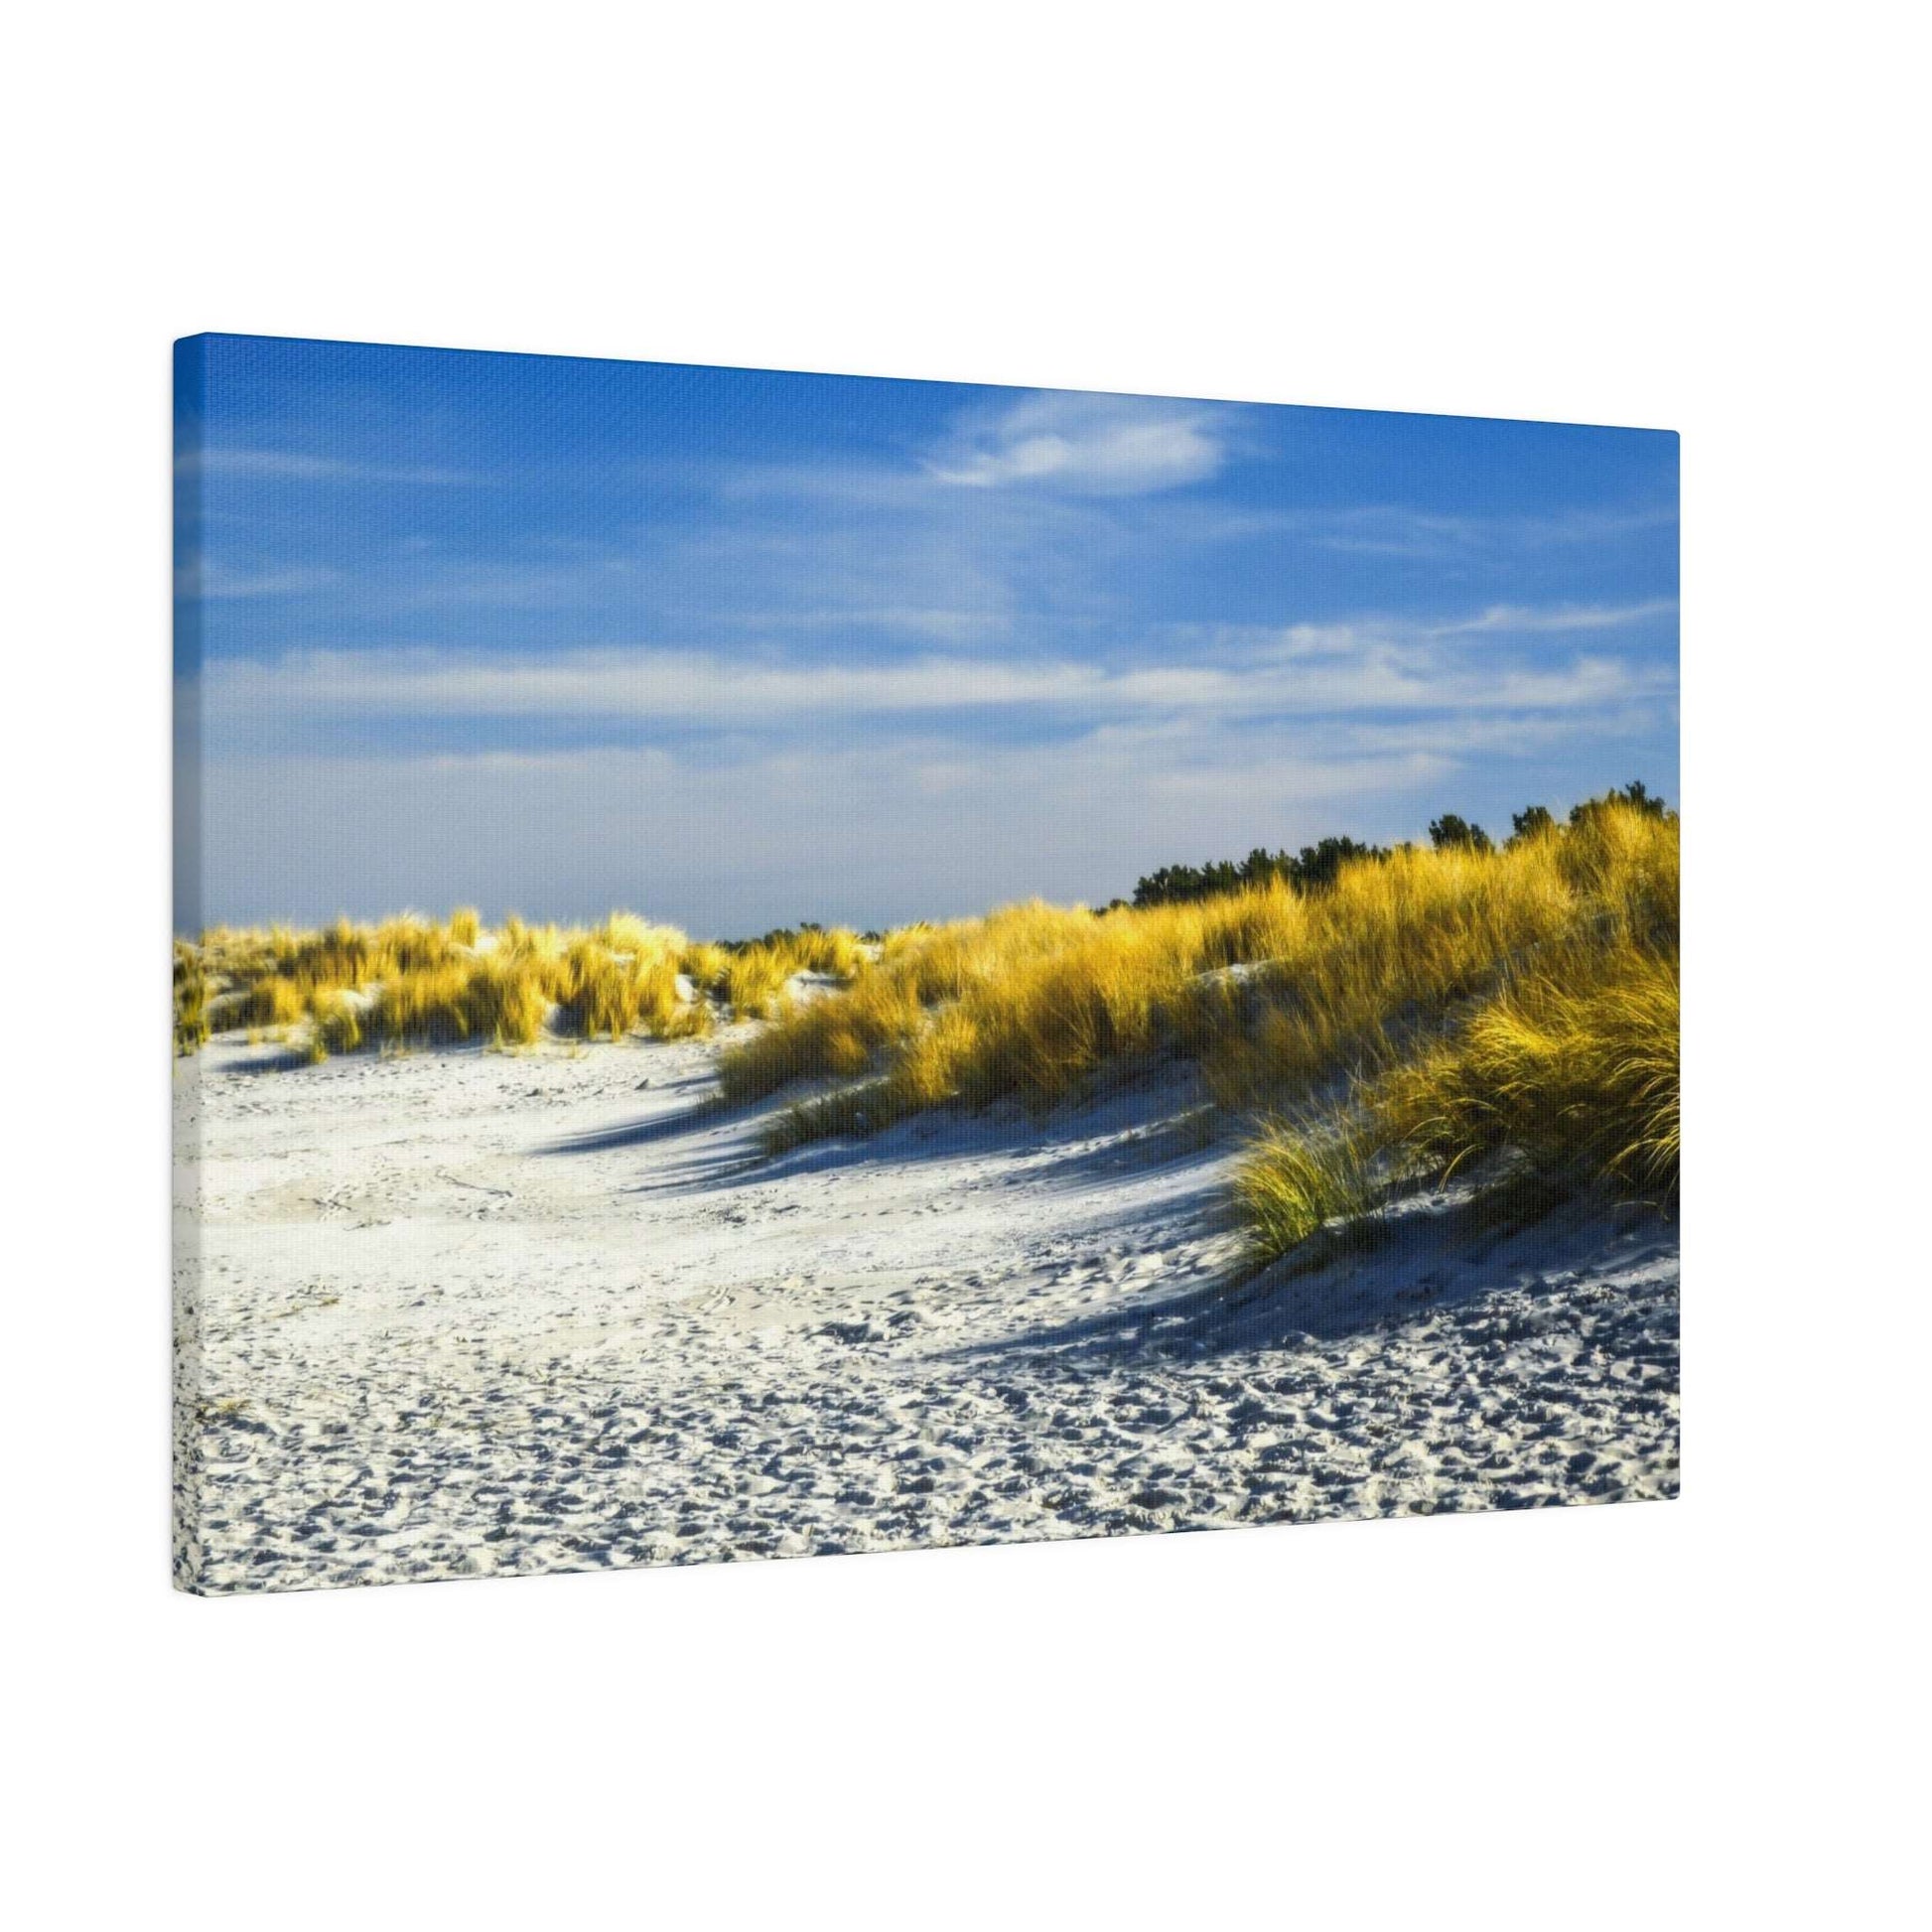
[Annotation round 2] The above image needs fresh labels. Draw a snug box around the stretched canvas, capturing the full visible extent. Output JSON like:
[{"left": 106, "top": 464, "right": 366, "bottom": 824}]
[{"left": 173, "top": 335, "right": 1680, "bottom": 1594}]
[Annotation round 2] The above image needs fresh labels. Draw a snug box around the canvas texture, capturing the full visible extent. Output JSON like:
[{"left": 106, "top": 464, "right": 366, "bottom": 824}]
[{"left": 172, "top": 335, "right": 1680, "bottom": 1594}]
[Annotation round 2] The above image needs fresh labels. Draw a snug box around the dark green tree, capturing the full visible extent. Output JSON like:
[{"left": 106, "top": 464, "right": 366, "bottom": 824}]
[
  {"left": 1132, "top": 835, "right": 1390, "bottom": 906},
  {"left": 1286, "top": 835, "right": 1389, "bottom": 892},
  {"left": 1428, "top": 813, "right": 1493, "bottom": 853},
  {"left": 1570, "top": 780, "right": 1672, "bottom": 826}
]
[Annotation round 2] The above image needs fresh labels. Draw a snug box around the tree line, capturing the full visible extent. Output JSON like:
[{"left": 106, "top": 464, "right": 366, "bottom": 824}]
[{"left": 1127, "top": 781, "right": 1671, "bottom": 907}]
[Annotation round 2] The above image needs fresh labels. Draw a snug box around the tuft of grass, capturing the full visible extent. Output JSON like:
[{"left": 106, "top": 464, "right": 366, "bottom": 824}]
[
  {"left": 705, "top": 924, "right": 870, "bottom": 1021},
  {"left": 719, "top": 900, "right": 1119, "bottom": 1103},
  {"left": 719, "top": 886, "right": 1300, "bottom": 1119},
  {"left": 306, "top": 988, "right": 363, "bottom": 1060},
  {"left": 448, "top": 905, "right": 482, "bottom": 948},
  {"left": 781, "top": 925, "right": 869, "bottom": 979},
  {"left": 361, "top": 962, "right": 477, "bottom": 1047},
  {"left": 558, "top": 939, "right": 644, "bottom": 1041},
  {"left": 657, "top": 987, "right": 714, "bottom": 1039},
  {"left": 1232, "top": 1116, "right": 1379, "bottom": 1262},
  {"left": 173, "top": 942, "right": 209, "bottom": 1055},
  {"left": 463, "top": 950, "right": 555, "bottom": 1046},
  {"left": 719, "top": 974, "right": 922, "bottom": 1102},
  {"left": 556, "top": 932, "right": 695, "bottom": 1041},
  {"left": 759, "top": 1081, "right": 892, "bottom": 1154},
  {"left": 1368, "top": 945, "right": 1680, "bottom": 1201},
  {"left": 679, "top": 940, "right": 731, "bottom": 993},
  {"left": 236, "top": 975, "right": 309, "bottom": 1032},
  {"left": 720, "top": 943, "right": 794, "bottom": 1020},
  {"left": 598, "top": 911, "right": 686, "bottom": 958}
]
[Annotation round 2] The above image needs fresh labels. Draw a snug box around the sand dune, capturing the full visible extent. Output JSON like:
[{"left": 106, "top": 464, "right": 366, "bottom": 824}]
[{"left": 174, "top": 1018, "right": 1679, "bottom": 1592}]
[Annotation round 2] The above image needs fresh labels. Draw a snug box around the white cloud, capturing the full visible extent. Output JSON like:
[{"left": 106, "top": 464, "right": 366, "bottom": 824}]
[
  {"left": 202, "top": 633, "right": 1673, "bottom": 734},
  {"left": 183, "top": 449, "right": 494, "bottom": 487},
  {"left": 186, "top": 562, "right": 343, "bottom": 599},
  {"left": 1336, "top": 704, "right": 1667, "bottom": 759},
  {"left": 922, "top": 392, "right": 1233, "bottom": 495},
  {"left": 1305, "top": 503, "right": 1679, "bottom": 559},
  {"left": 188, "top": 603, "right": 1679, "bottom": 930},
  {"left": 1432, "top": 599, "right": 1678, "bottom": 635},
  {"left": 207, "top": 647, "right": 1103, "bottom": 722}
]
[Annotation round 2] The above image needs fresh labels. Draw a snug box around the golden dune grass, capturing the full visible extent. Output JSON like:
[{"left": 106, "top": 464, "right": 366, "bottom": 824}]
[
  {"left": 710, "top": 925, "right": 869, "bottom": 1019},
  {"left": 177, "top": 804, "right": 1678, "bottom": 1252},
  {"left": 187, "top": 907, "right": 715, "bottom": 1058},
  {"left": 184, "top": 904, "right": 861, "bottom": 1058},
  {"left": 1231, "top": 1115, "right": 1378, "bottom": 1258},
  {"left": 678, "top": 940, "right": 731, "bottom": 992},
  {"left": 172, "top": 941, "right": 209, "bottom": 1056},
  {"left": 724, "top": 829, "right": 1608, "bottom": 1124},
  {"left": 1230, "top": 806, "right": 1679, "bottom": 1253},
  {"left": 719, "top": 901, "right": 1121, "bottom": 1103},
  {"left": 779, "top": 925, "right": 870, "bottom": 980},
  {"left": 724, "top": 803, "right": 1679, "bottom": 1243},
  {"left": 1365, "top": 944, "right": 1680, "bottom": 1198},
  {"left": 718, "top": 944, "right": 795, "bottom": 1020}
]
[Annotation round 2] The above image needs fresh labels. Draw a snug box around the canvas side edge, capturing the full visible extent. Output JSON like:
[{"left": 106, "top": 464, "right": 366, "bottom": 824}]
[{"left": 172, "top": 335, "right": 212, "bottom": 1593}]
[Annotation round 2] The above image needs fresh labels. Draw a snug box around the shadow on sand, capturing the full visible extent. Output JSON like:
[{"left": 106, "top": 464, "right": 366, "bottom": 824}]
[
  {"left": 535, "top": 1084, "right": 729, "bottom": 1156},
  {"left": 953, "top": 1186, "right": 1630, "bottom": 1362}
]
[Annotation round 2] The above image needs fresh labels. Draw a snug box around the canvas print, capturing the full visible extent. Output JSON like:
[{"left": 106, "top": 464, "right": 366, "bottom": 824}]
[{"left": 173, "top": 335, "right": 1680, "bottom": 1594}]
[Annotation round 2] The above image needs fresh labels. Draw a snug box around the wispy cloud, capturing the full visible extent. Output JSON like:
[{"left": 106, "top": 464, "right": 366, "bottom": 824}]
[
  {"left": 1300, "top": 503, "right": 1678, "bottom": 559},
  {"left": 183, "top": 449, "right": 497, "bottom": 487},
  {"left": 922, "top": 391, "right": 1235, "bottom": 495},
  {"left": 184, "top": 561, "right": 343, "bottom": 599},
  {"left": 200, "top": 615, "right": 1675, "bottom": 737},
  {"left": 1431, "top": 599, "right": 1678, "bottom": 635}
]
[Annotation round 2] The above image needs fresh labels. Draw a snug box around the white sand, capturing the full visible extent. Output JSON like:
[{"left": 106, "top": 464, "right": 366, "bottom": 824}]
[{"left": 173, "top": 1019, "right": 1679, "bottom": 1592}]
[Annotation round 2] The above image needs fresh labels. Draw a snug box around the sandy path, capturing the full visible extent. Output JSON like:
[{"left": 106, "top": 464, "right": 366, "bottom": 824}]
[{"left": 174, "top": 1025, "right": 1679, "bottom": 1592}]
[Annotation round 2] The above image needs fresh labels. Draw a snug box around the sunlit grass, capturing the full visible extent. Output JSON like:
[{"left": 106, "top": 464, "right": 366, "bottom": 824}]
[
  {"left": 235, "top": 975, "right": 309, "bottom": 1032},
  {"left": 558, "top": 938, "right": 661, "bottom": 1041},
  {"left": 719, "top": 944, "right": 794, "bottom": 1020},
  {"left": 781, "top": 924, "right": 869, "bottom": 979},
  {"left": 360, "top": 961, "right": 476, "bottom": 1048},
  {"left": 307, "top": 988, "right": 364, "bottom": 1060},
  {"left": 725, "top": 826, "right": 1616, "bottom": 1127},
  {"left": 173, "top": 941, "right": 208, "bottom": 1056},
  {"left": 1221, "top": 803, "right": 1680, "bottom": 1253},
  {"left": 175, "top": 801, "right": 1679, "bottom": 1260},
  {"left": 462, "top": 950, "right": 554, "bottom": 1047},
  {"left": 186, "top": 905, "right": 717, "bottom": 1061},
  {"left": 1366, "top": 943, "right": 1680, "bottom": 1201},
  {"left": 1232, "top": 1115, "right": 1378, "bottom": 1262},
  {"left": 679, "top": 940, "right": 731, "bottom": 993},
  {"left": 710, "top": 925, "right": 869, "bottom": 1019},
  {"left": 725, "top": 802, "right": 1680, "bottom": 1244}
]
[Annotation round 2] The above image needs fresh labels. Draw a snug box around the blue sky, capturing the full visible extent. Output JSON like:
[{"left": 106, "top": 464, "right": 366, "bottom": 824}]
[{"left": 175, "top": 334, "right": 1678, "bottom": 935}]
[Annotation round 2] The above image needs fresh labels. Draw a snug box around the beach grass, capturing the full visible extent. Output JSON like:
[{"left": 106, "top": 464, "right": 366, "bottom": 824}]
[
  {"left": 179, "top": 904, "right": 871, "bottom": 1058},
  {"left": 1363, "top": 941, "right": 1680, "bottom": 1200},
  {"left": 177, "top": 795, "right": 1678, "bottom": 1257},
  {"left": 173, "top": 941, "right": 209, "bottom": 1056},
  {"left": 186, "top": 906, "right": 717, "bottom": 1058},
  {"left": 726, "top": 802, "right": 1672, "bottom": 1118},
  {"left": 719, "top": 796, "right": 1679, "bottom": 1246},
  {"left": 1232, "top": 1114, "right": 1380, "bottom": 1262}
]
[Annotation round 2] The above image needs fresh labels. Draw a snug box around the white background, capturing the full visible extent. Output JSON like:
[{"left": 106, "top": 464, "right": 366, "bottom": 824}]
[{"left": 3, "top": 4, "right": 1925, "bottom": 1924}]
